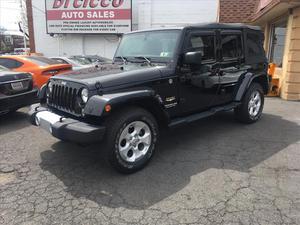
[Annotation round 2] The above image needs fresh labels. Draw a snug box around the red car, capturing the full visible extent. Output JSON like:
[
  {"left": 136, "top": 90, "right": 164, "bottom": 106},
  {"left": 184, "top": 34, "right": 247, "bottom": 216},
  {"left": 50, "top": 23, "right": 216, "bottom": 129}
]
[{"left": 0, "top": 56, "right": 72, "bottom": 88}]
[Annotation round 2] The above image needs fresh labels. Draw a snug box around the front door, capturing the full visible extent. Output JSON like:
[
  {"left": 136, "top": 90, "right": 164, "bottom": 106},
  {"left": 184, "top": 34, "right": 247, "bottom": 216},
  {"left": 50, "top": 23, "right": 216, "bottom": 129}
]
[{"left": 178, "top": 30, "right": 220, "bottom": 114}]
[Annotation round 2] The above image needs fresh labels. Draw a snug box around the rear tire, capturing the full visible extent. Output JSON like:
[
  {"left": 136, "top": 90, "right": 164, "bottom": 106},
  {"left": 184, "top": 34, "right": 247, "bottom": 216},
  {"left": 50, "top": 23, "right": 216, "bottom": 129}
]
[
  {"left": 104, "top": 107, "right": 159, "bottom": 174},
  {"left": 234, "top": 83, "right": 264, "bottom": 124}
]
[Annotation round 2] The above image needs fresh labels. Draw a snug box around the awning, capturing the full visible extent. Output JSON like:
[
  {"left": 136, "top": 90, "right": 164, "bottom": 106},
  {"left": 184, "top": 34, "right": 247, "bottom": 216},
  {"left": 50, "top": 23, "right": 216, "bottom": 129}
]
[{"left": 252, "top": 0, "right": 300, "bottom": 25}]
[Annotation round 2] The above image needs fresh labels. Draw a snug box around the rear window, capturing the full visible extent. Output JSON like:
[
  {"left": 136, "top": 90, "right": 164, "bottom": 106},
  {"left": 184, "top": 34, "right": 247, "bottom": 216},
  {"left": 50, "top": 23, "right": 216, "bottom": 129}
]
[
  {"left": 52, "top": 58, "right": 69, "bottom": 64},
  {"left": 24, "top": 56, "right": 60, "bottom": 66},
  {"left": 0, "top": 58, "right": 24, "bottom": 69}
]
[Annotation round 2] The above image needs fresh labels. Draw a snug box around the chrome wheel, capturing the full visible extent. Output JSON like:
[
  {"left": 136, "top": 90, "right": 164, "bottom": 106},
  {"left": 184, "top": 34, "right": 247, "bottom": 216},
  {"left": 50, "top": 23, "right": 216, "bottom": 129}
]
[
  {"left": 118, "top": 121, "right": 152, "bottom": 163},
  {"left": 248, "top": 91, "right": 261, "bottom": 117}
]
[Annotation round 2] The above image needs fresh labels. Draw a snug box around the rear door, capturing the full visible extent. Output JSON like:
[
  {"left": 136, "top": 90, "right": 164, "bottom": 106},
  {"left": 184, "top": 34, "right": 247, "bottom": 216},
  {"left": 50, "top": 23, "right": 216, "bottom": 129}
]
[{"left": 213, "top": 30, "right": 248, "bottom": 105}]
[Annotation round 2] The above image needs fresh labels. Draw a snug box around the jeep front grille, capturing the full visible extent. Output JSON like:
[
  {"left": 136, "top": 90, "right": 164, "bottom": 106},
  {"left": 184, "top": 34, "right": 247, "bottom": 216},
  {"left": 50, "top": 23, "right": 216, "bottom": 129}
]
[{"left": 48, "top": 84, "right": 82, "bottom": 115}]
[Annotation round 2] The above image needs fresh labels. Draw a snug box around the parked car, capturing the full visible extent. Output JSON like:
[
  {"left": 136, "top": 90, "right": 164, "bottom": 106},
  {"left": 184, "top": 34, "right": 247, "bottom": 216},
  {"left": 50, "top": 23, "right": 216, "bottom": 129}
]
[
  {"left": 29, "top": 23, "right": 269, "bottom": 173},
  {"left": 0, "top": 56, "right": 72, "bottom": 89},
  {"left": 50, "top": 56, "right": 93, "bottom": 70},
  {"left": 0, "top": 65, "right": 38, "bottom": 114},
  {"left": 71, "top": 55, "right": 112, "bottom": 65}
]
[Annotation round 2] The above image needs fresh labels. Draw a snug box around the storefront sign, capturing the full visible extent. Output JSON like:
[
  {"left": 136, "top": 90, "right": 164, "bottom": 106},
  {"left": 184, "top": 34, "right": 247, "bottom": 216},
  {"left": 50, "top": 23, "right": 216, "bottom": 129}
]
[{"left": 45, "top": 0, "right": 132, "bottom": 34}]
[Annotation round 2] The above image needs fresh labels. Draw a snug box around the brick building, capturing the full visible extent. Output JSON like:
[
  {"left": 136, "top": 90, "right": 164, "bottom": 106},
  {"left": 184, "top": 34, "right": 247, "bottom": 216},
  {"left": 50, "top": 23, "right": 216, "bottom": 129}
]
[
  {"left": 220, "top": 0, "right": 300, "bottom": 101},
  {"left": 219, "top": 0, "right": 259, "bottom": 23}
]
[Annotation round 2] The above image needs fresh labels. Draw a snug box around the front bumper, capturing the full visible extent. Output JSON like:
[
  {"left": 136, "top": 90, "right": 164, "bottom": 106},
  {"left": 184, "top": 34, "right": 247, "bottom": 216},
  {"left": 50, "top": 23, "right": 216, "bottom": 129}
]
[
  {"left": 0, "top": 89, "right": 38, "bottom": 113},
  {"left": 29, "top": 104, "right": 106, "bottom": 144}
]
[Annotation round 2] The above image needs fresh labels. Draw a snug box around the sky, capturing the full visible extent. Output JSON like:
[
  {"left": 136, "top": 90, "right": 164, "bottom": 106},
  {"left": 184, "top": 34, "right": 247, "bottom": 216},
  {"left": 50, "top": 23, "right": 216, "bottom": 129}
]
[{"left": 0, "top": 0, "right": 22, "bottom": 31}]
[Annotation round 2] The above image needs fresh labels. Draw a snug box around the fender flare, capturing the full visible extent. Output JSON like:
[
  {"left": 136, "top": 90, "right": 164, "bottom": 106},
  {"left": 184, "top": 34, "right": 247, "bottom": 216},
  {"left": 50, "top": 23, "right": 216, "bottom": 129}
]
[
  {"left": 38, "top": 84, "right": 47, "bottom": 103},
  {"left": 234, "top": 72, "right": 269, "bottom": 101},
  {"left": 84, "top": 89, "right": 165, "bottom": 117}
]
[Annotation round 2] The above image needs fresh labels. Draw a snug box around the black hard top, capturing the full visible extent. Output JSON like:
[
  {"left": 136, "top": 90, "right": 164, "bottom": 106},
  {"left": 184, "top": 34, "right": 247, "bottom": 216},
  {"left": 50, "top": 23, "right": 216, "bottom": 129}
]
[
  {"left": 185, "top": 22, "right": 261, "bottom": 31},
  {"left": 129, "top": 23, "right": 261, "bottom": 34}
]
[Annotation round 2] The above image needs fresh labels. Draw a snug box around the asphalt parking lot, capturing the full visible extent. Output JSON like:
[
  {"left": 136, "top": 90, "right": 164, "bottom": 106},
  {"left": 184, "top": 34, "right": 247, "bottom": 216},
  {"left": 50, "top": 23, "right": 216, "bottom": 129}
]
[{"left": 0, "top": 98, "right": 299, "bottom": 225}]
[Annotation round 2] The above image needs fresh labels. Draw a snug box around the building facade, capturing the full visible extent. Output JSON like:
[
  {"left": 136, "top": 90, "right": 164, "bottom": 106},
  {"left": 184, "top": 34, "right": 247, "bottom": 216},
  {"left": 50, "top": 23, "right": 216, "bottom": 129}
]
[
  {"left": 28, "top": 0, "right": 219, "bottom": 59},
  {"left": 220, "top": 0, "right": 300, "bottom": 101}
]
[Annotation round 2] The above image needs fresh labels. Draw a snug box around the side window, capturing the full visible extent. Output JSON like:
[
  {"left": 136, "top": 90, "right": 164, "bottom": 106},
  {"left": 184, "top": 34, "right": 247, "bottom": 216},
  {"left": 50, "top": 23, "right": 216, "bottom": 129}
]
[
  {"left": 221, "top": 34, "right": 242, "bottom": 60},
  {"left": 247, "top": 33, "right": 265, "bottom": 57},
  {"left": 0, "top": 58, "right": 23, "bottom": 69},
  {"left": 186, "top": 34, "right": 215, "bottom": 62}
]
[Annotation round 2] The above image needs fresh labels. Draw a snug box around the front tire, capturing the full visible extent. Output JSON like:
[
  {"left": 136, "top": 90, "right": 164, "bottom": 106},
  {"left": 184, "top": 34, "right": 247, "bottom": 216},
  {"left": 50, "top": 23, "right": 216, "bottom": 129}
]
[
  {"left": 235, "top": 83, "right": 264, "bottom": 124},
  {"left": 105, "top": 107, "right": 159, "bottom": 174}
]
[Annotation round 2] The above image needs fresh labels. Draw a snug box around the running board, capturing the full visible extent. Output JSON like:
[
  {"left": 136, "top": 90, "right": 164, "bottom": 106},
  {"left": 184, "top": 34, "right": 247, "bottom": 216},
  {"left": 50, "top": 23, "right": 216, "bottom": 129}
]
[{"left": 168, "top": 102, "right": 240, "bottom": 128}]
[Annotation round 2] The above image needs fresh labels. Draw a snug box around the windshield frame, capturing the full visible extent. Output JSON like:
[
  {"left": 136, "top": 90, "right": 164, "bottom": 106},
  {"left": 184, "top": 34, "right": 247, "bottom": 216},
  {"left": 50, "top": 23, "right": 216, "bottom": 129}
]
[{"left": 114, "top": 29, "right": 183, "bottom": 64}]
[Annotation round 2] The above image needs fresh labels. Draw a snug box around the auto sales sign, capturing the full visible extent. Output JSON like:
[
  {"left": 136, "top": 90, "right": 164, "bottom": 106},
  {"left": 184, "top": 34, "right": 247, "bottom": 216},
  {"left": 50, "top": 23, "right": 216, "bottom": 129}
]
[{"left": 45, "top": 0, "right": 132, "bottom": 34}]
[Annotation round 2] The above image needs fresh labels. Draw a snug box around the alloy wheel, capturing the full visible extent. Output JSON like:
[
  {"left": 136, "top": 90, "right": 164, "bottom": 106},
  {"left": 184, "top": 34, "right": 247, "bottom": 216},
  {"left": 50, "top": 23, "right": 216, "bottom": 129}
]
[{"left": 118, "top": 121, "right": 152, "bottom": 163}]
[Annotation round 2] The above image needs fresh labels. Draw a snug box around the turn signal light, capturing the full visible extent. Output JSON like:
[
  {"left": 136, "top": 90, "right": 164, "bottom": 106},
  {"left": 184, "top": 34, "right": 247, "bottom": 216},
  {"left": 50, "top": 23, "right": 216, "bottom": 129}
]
[{"left": 105, "top": 104, "right": 112, "bottom": 112}]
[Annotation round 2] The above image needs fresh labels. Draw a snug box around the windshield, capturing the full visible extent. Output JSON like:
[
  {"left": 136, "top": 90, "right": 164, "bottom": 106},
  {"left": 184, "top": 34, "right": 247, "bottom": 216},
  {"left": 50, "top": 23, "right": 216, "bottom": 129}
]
[
  {"left": 70, "top": 57, "right": 91, "bottom": 65},
  {"left": 115, "top": 30, "right": 181, "bottom": 62}
]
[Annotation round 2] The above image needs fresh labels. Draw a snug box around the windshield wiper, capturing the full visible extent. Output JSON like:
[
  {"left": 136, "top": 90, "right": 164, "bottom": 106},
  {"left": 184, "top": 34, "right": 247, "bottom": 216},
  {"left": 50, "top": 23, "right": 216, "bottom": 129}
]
[
  {"left": 133, "top": 56, "right": 153, "bottom": 66},
  {"left": 114, "top": 56, "right": 128, "bottom": 64}
]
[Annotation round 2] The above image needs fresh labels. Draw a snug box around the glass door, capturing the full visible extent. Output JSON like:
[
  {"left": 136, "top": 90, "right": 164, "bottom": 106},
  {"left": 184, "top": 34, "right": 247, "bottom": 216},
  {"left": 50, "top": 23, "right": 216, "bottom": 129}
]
[{"left": 269, "top": 18, "right": 288, "bottom": 68}]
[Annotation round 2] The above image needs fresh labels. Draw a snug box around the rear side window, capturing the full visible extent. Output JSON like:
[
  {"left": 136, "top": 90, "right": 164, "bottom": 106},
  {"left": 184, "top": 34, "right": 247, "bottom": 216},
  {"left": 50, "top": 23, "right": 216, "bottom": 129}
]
[
  {"left": 0, "top": 58, "right": 23, "bottom": 69},
  {"left": 186, "top": 34, "right": 215, "bottom": 61},
  {"left": 247, "top": 33, "right": 265, "bottom": 57},
  {"left": 221, "top": 34, "right": 243, "bottom": 60}
]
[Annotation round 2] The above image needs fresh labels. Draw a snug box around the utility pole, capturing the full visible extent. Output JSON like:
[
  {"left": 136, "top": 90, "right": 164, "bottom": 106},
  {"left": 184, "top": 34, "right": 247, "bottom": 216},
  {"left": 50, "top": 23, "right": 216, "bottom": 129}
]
[
  {"left": 26, "top": 0, "right": 35, "bottom": 52},
  {"left": 20, "top": 0, "right": 27, "bottom": 50}
]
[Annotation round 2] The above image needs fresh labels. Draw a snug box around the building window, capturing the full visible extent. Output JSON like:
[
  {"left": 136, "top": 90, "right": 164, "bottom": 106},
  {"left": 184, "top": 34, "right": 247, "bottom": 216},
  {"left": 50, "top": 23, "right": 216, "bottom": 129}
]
[{"left": 269, "top": 19, "right": 288, "bottom": 67}]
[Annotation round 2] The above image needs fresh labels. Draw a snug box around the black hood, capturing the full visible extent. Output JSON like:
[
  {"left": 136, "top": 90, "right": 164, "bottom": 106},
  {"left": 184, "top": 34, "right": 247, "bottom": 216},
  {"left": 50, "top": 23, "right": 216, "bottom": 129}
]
[{"left": 51, "top": 63, "right": 166, "bottom": 90}]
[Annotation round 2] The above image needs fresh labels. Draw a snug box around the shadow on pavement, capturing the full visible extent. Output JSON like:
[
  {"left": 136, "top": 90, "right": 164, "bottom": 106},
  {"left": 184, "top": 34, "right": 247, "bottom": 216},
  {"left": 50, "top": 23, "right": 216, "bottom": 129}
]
[
  {"left": 40, "top": 112, "right": 300, "bottom": 209},
  {"left": 0, "top": 109, "right": 30, "bottom": 135}
]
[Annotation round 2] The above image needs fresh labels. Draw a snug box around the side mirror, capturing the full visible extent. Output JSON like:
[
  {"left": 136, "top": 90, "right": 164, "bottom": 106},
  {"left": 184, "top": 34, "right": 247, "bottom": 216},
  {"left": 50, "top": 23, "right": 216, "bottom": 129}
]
[{"left": 183, "top": 51, "right": 203, "bottom": 65}]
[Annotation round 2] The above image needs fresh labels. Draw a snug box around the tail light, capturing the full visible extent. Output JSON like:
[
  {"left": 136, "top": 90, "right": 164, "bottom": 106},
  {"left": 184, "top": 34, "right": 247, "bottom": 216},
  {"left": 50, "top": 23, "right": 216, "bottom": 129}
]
[
  {"left": 28, "top": 72, "right": 38, "bottom": 89},
  {"left": 42, "top": 70, "right": 59, "bottom": 76},
  {"left": 33, "top": 79, "right": 38, "bottom": 89}
]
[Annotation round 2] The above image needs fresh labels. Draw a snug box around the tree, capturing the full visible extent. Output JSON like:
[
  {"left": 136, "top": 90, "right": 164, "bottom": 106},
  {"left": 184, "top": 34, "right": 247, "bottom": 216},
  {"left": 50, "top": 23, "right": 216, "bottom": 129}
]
[
  {"left": 19, "top": 0, "right": 29, "bottom": 37},
  {"left": 0, "top": 26, "right": 7, "bottom": 53}
]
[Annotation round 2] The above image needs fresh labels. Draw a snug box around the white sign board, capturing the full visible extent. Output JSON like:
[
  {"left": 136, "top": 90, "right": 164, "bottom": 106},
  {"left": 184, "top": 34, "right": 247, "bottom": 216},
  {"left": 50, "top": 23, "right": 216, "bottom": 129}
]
[{"left": 45, "top": 0, "right": 132, "bottom": 34}]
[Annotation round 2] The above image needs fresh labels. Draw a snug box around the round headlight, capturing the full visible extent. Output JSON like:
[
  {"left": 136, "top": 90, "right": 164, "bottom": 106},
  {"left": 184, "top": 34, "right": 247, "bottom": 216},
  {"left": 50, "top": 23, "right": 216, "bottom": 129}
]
[
  {"left": 81, "top": 88, "right": 89, "bottom": 103},
  {"left": 48, "top": 81, "right": 53, "bottom": 93}
]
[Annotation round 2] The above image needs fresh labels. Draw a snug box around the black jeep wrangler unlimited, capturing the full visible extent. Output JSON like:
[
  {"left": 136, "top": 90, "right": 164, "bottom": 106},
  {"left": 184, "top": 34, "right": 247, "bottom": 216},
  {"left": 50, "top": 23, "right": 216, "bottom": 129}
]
[{"left": 30, "top": 23, "right": 269, "bottom": 173}]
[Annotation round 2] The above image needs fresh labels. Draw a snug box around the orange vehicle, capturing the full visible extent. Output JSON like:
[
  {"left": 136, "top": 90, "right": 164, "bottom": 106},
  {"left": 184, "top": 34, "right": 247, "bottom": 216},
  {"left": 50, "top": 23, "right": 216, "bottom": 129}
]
[{"left": 0, "top": 55, "right": 72, "bottom": 88}]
